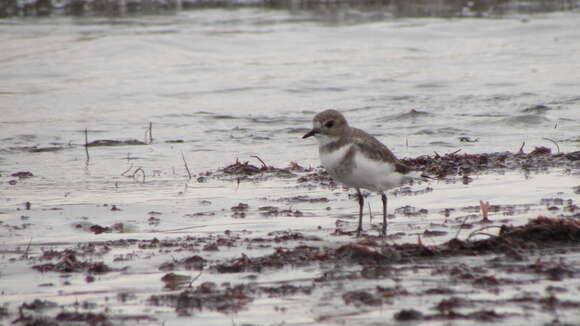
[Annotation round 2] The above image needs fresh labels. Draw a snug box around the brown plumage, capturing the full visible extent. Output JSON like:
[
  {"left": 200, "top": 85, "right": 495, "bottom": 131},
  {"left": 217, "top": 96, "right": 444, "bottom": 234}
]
[{"left": 303, "top": 109, "right": 425, "bottom": 236}]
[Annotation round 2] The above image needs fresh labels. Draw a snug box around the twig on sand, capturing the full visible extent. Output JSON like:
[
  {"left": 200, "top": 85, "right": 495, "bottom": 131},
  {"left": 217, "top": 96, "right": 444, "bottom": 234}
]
[
  {"left": 454, "top": 215, "right": 471, "bottom": 239},
  {"left": 251, "top": 155, "right": 267, "bottom": 169},
  {"left": 181, "top": 151, "right": 192, "bottom": 180},
  {"left": 149, "top": 122, "right": 153, "bottom": 144},
  {"left": 132, "top": 167, "right": 146, "bottom": 183},
  {"left": 188, "top": 270, "right": 203, "bottom": 288},
  {"left": 467, "top": 225, "right": 503, "bottom": 240},
  {"left": 145, "top": 122, "right": 153, "bottom": 144},
  {"left": 467, "top": 231, "right": 496, "bottom": 239},
  {"left": 434, "top": 149, "right": 461, "bottom": 159},
  {"left": 518, "top": 141, "right": 526, "bottom": 154},
  {"left": 84, "top": 128, "right": 90, "bottom": 162},
  {"left": 121, "top": 163, "right": 134, "bottom": 176},
  {"left": 455, "top": 201, "right": 492, "bottom": 239},
  {"left": 543, "top": 137, "right": 560, "bottom": 153},
  {"left": 22, "top": 237, "right": 33, "bottom": 259}
]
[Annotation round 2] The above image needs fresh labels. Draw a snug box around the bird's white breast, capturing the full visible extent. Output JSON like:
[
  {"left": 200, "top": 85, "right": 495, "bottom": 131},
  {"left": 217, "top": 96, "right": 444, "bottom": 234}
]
[
  {"left": 320, "top": 146, "right": 410, "bottom": 192},
  {"left": 319, "top": 144, "right": 352, "bottom": 171}
]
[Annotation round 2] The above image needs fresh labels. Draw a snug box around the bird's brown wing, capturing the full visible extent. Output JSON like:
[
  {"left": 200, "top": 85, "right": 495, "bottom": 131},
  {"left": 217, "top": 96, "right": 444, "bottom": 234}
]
[{"left": 349, "top": 128, "right": 413, "bottom": 175}]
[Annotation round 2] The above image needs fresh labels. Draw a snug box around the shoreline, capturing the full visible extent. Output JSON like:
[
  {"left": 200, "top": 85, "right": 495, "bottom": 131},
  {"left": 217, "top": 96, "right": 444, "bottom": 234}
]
[{"left": 1, "top": 149, "right": 579, "bottom": 325}]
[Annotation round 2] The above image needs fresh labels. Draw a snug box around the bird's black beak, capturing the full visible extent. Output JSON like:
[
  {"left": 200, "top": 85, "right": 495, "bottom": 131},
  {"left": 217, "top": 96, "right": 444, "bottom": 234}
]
[{"left": 302, "top": 129, "right": 318, "bottom": 139}]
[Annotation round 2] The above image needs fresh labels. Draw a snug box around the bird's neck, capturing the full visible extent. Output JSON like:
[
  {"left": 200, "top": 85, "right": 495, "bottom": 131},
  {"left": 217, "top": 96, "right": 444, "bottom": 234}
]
[
  {"left": 319, "top": 136, "right": 353, "bottom": 155},
  {"left": 314, "top": 133, "right": 339, "bottom": 147}
]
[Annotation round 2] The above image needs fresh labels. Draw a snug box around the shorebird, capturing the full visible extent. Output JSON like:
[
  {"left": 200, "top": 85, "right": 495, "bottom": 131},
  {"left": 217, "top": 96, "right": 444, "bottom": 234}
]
[{"left": 303, "top": 109, "right": 427, "bottom": 236}]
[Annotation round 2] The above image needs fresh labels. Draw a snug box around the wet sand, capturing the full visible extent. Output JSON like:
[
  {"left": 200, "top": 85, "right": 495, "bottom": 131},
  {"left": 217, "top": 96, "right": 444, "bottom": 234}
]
[{"left": 2, "top": 149, "right": 579, "bottom": 325}]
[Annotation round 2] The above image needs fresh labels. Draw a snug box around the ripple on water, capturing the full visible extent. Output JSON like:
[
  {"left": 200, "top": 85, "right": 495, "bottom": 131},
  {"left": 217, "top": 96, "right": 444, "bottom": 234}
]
[
  {"left": 247, "top": 115, "right": 309, "bottom": 125},
  {"left": 155, "top": 113, "right": 198, "bottom": 118},
  {"left": 0, "top": 134, "right": 38, "bottom": 143},
  {"left": 390, "top": 95, "right": 418, "bottom": 102},
  {"left": 457, "top": 113, "right": 507, "bottom": 118},
  {"left": 481, "top": 92, "right": 538, "bottom": 102},
  {"left": 415, "top": 81, "right": 448, "bottom": 89},
  {"left": 428, "top": 141, "right": 455, "bottom": 147},
  {"left": 482, "top": 82, "right": 519, "bottom": 88},
  {"left": 284, "top": 86, "right": 346, "bottom": 94},
  {"left": 212, "top": 114, "right": 237, "bottom": 120},
  {"left": 248, "top": 117, "right": 289, "bottom": 124},
  {"left": 520, "top": 104, "right": 556, "bottom": 114},
  {"left": 498, "top": 114, "right": 551, "bottom": 126},
  {"left": 414, "top": 127, "right": 465, "bottom": 136},
  {"left": 552, "top": 95, "right": 580, "bottom": 105},
  {"left": 285, "top": 127, "right": 311, "bottom": 135},
  {"left": 379, "top": 109, "right": 432, "bottom": 122}
]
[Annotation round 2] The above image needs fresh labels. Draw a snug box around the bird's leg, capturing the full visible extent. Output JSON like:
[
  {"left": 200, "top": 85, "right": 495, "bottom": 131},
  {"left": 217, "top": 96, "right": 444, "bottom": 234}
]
[
  {"left": 356, "top": 188, "right": 364, "bottom": 235},
  {"left": 381, "top": 192, "right": 388, "bottom": 237}
]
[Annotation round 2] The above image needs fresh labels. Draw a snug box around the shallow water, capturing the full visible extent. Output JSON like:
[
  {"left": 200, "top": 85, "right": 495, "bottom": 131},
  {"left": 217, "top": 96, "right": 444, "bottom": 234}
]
[
  {"left": 1, "top": 9, "right": 579, "bottom": 207},
  {"left": 1, "top": 5, "right": 580, "bottom": 326}
]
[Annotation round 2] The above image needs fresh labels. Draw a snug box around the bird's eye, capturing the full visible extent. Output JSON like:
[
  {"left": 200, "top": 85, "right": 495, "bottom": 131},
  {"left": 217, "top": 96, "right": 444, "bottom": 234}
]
[{"left": 325, "top": 120, "right": 334, "bottom": 128}]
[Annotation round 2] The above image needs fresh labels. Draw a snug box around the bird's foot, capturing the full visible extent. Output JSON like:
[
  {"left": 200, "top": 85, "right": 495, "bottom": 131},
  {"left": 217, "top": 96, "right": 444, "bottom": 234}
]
[{"left": 380, "top": 225, "right": 387, "bottom": 238}]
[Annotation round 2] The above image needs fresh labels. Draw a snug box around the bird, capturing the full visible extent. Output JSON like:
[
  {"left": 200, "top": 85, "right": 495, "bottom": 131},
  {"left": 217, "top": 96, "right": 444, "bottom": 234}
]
[{"left": 303, "top": 109, "right": 427, "bottom": 236}]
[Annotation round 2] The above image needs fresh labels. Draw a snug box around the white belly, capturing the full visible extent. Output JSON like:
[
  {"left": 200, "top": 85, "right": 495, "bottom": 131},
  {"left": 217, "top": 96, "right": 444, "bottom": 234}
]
[
  {"left": 320, "top": 145, "right": 408, "bottom": 192},
  {"left": 349, "top": 152, "right": 405, "bottom": 191}
]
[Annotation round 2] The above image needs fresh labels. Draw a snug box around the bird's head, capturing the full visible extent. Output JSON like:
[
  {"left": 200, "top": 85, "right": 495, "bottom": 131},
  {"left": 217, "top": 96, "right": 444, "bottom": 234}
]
[{"left": 303, "top": 109, "right": 348, "bottom": 144}]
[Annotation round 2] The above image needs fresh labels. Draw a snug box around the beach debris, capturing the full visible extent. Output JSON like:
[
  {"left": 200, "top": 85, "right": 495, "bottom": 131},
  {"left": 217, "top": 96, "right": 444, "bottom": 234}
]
[
  {"left": 11, "top": 171, "right": 34, "bottom": 179},
  {"left": 86, "top": 139, "right": 147, "bottom": 147}
]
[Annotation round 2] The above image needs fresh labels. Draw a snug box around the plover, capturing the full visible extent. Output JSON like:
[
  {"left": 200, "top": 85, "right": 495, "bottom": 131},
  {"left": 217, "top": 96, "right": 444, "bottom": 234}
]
[{"left": 303, "top": 109, "right": 426, "bottom": 236}]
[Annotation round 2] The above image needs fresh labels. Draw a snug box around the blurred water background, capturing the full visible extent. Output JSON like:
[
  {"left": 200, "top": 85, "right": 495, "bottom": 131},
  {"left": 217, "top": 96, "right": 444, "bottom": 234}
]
[
  {"left": 2, "top": 0, "right": 579, "bottom": 209},
  {"left": 1, "top": 0, "right": 579, "bottom": 18}
]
